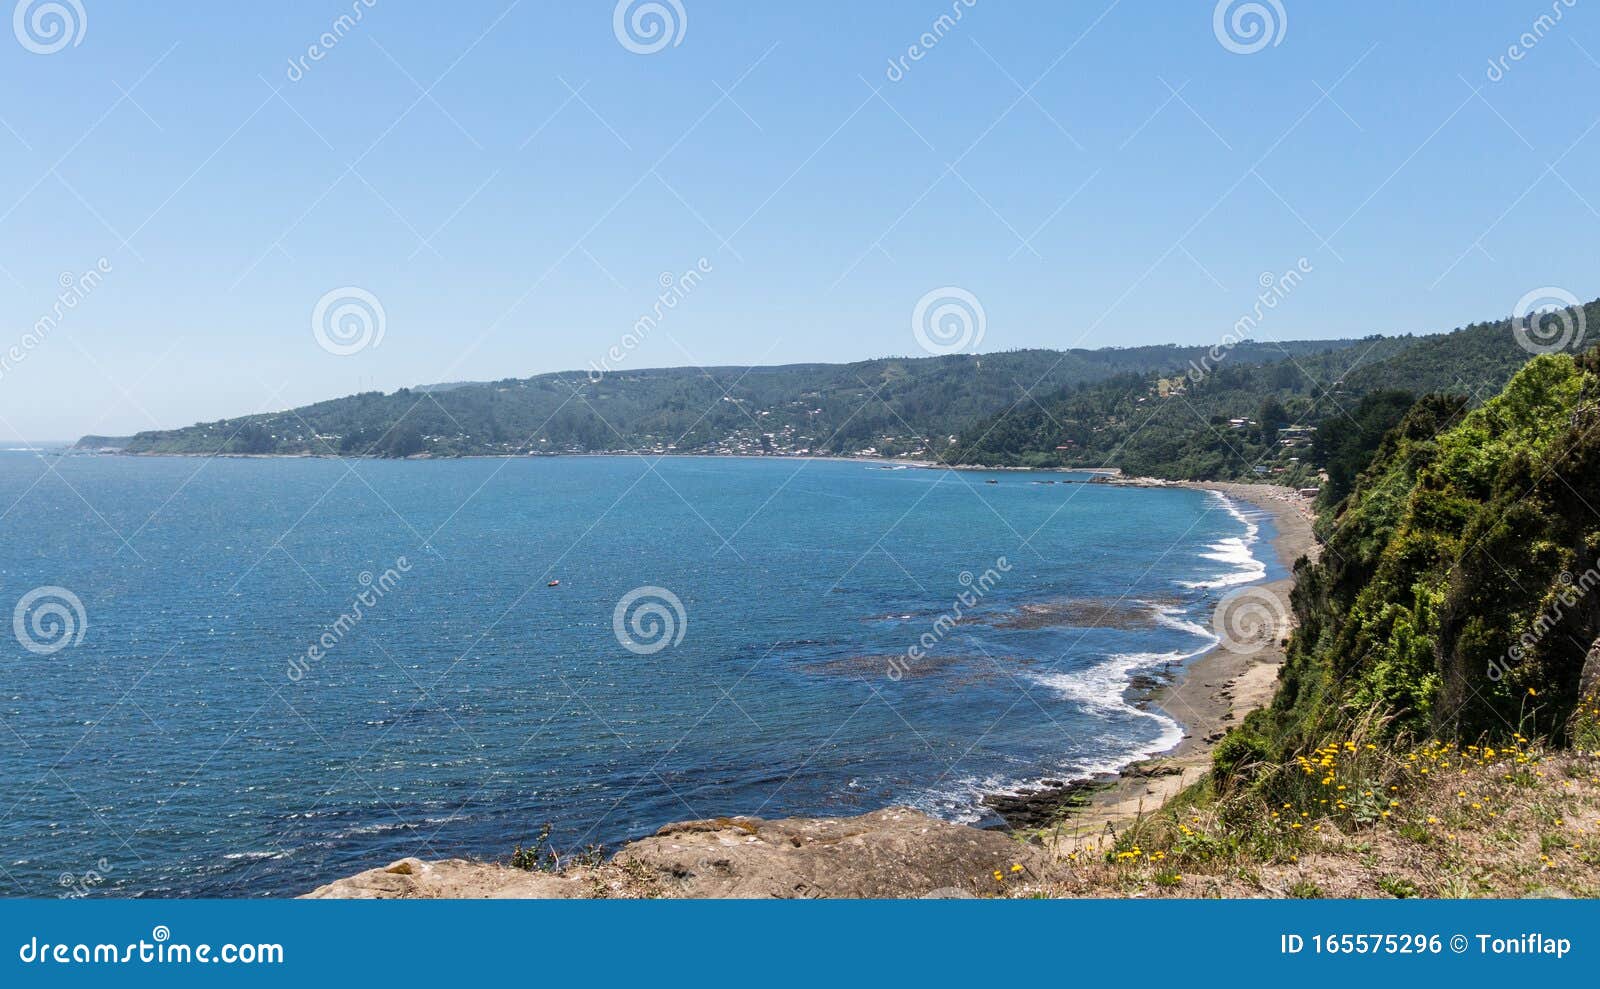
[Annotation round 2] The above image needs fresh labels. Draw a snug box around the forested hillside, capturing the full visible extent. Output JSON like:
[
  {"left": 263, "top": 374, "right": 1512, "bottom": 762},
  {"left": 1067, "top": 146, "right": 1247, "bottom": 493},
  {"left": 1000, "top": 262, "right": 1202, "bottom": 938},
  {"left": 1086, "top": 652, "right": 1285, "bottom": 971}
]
[
  {"left": 83, "top": 299, "right": 1599, "bottom": 482},
  {"left": 948, "top": 337, "right": 1412, "bottom": 481},
  {"left": 1219, "top": 348, "right": 1600, "bottom": 783},
  {"left": 95, "top": 341, "right": 1357, "bottom": 459},
  {"left": 949, "top": 301, "right": 1600, "bottom": 480}
]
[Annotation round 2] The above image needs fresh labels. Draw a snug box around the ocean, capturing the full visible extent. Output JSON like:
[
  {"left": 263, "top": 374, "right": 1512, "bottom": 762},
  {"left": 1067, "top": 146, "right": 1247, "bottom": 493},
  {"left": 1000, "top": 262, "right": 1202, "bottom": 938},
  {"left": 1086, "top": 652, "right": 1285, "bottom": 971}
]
[{"left": 0, "top": 453, "right": 1279, "bottom": 897}]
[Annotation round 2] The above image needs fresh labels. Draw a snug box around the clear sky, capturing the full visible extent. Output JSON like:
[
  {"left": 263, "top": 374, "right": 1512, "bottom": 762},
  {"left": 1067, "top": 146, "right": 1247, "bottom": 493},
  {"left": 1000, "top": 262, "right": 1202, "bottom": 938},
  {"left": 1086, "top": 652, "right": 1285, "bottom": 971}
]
[{"left": 1, "top": 0, "right": 1596, "bottom": 440}]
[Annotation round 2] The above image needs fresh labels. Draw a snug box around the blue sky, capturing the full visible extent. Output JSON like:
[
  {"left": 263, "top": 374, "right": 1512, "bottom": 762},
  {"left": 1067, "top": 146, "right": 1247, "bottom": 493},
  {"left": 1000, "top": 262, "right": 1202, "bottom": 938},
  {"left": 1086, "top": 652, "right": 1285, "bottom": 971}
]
[{"left": 1, "top": 0, "right": 1597, "bottom": 439}]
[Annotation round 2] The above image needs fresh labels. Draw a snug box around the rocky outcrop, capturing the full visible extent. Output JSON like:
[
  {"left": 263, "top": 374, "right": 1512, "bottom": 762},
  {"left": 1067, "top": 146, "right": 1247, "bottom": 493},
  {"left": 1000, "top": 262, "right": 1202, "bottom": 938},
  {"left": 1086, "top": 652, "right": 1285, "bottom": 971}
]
[
  {"left": 616, "top": 807, "right": 1041, "bottom": 898},
  {"left": 302, "top": 855, "right": 589, "bottom": 899},
  {"left": 304, "top": 807, "right": 1044, "bottom": 899}
]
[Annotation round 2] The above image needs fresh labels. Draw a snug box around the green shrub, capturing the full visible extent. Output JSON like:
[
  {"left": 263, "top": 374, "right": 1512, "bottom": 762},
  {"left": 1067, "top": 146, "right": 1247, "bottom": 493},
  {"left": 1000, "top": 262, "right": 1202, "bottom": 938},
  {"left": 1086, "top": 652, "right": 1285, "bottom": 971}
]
[{"left": 1212, "top": 730, "right": 1272, "bottom": 783}]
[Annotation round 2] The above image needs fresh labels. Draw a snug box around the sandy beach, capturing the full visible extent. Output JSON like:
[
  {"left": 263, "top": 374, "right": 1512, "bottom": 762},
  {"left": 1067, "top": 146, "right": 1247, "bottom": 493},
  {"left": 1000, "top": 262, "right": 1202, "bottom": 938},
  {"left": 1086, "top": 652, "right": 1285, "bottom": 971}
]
[{"left": 1047, "top": 481, "right": 1318, "bottom": 840}]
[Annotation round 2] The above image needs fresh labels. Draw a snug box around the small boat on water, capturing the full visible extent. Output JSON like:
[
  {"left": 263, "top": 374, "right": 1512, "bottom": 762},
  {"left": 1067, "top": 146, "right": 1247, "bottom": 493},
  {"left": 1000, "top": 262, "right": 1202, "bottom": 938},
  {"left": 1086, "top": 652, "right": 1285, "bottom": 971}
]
[
  {"left": 985, "top": 479, "right": 998, "bottom": 484},
  {"left": 547, "top": 580, "right": 560, "bottom": 587}
]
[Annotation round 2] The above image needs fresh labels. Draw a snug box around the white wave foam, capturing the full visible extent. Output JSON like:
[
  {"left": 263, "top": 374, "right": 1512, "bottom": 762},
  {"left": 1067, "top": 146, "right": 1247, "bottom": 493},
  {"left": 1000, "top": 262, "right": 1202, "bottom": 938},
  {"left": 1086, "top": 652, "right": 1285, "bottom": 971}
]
[
  {"left": 1025, "top": 646, "right": 1203, "bottom": 755},
  {"left": 221, "top": 850, "right": 286, "bottom": 862},
  {"left": 1179, "top": 491, "right": 1267, "bottom": 588},
  {"left": 1153, "top": 604, "right": 1220, "bottom": 647},
  {"left": 901, "top": 644, "right": 1202, "bottom": 821},
  {"left": 901, "top": 639, "right": 1214, "bottom": 824},
  {"left": 902, "top": 773, "right": 1018, "bottom": 826},
  {"left": 335, "top": 821, "right": 418, "bottom": 838}
]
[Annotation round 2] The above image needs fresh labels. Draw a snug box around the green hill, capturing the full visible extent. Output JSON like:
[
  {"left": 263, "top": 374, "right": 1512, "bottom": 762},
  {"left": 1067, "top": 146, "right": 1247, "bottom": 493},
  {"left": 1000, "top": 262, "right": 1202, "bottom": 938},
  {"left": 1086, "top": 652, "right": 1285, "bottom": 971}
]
[
  {"left": 1221, "top": 347, "right": 1600, "bottom": 781},
  {"left": 949, "top": 300, "right": 1600, "bottom": 483},
  {"left": 107, "top": 341, "right": 1363, "bottom": 459}
]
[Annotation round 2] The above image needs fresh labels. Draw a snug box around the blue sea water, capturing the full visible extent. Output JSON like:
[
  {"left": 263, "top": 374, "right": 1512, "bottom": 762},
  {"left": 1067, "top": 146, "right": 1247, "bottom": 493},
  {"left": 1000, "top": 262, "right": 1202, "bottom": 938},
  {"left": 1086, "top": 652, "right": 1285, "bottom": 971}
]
[{"left": 0, "top": 453, "right": 1279, "bottom": 897}]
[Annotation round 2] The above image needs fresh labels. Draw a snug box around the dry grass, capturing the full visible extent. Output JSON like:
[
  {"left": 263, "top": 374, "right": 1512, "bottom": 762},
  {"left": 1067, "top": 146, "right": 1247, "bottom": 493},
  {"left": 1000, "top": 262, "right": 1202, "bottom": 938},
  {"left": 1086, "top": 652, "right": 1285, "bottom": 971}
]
[{"left": 1001, "top": 695, "right": 1600, "bottom": 899}]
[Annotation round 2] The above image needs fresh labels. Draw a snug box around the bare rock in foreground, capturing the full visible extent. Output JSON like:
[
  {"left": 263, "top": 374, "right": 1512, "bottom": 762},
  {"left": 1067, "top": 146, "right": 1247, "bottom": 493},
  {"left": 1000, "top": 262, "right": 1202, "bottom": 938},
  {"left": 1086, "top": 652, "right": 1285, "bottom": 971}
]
[
  {"left": 618, "top": 807, "right": 1040, "bottom": 898},
  {"left": 304, "top": 807, "right": 1042, "bottom": 899},
  {"left": 302, "top": 855, "right": 590, "bottom": 899}
]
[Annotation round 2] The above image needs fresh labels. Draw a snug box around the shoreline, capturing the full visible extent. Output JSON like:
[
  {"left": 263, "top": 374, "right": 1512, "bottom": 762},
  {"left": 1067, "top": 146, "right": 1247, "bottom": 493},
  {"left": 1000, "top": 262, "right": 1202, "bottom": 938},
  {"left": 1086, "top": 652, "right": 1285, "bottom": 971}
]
[
  {"left": 307, "top": 477, "right": 1320, "bottom": 897},
  {"left": 66, "top": 447, "right": 1121, "bottom": 475},
  {"left": 1033, "top": 480, "right": 1317, "bottom": 840}
]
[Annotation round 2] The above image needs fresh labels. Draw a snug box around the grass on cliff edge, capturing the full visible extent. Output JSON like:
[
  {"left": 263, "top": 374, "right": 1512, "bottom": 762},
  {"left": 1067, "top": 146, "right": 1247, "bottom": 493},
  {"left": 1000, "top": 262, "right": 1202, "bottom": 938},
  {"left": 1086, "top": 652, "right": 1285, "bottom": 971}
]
[{"left": 993, "top": 694, "right": 1600, "bottom": 899}]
